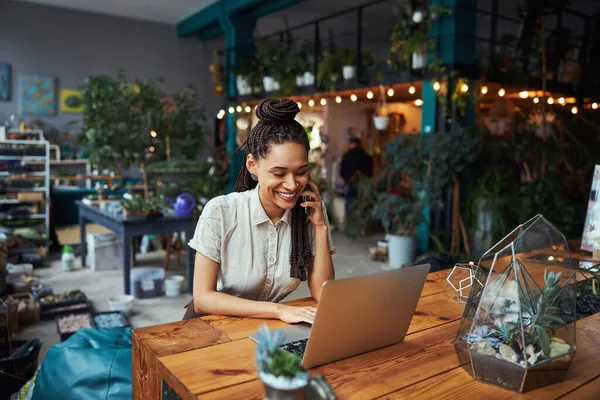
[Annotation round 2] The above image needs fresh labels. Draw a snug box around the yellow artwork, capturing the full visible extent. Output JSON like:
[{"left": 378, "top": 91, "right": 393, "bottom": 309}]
[{"left": 60, "top": 89, "right": 84, "bottom": 113}]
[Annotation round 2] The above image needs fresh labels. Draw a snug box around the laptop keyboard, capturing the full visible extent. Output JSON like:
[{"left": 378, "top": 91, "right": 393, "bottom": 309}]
[{"left": 280, "top": 338, "right": 308, "bottom": 356}]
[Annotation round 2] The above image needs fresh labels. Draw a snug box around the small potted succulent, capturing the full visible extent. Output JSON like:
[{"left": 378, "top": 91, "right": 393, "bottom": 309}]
[{"left": 255, "top": 324, "right": 310, "bottom": 399}]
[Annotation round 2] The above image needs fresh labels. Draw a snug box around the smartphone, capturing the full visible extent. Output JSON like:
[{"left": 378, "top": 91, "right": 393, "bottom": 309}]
[{"left": 303, "top": 195, "right": 313, "bottom": 216}]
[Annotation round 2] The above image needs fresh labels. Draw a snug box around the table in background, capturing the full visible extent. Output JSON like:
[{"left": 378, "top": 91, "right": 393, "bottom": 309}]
[{"left": 76, "top": 201, "right": 198, "bottom": 294}]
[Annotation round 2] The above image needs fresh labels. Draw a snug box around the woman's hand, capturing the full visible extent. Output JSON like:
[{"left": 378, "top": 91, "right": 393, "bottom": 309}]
[
  {"left": 277, "top": 304, "right": 317, "bottom": 324},
  {"left": 301, "top": 181, "right": 325, "bottom": 227}
]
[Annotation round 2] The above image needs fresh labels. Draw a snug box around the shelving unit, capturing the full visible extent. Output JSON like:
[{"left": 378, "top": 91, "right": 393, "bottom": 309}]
[{"left": 0, "top": 139, "right": 50, "bottom": 249}]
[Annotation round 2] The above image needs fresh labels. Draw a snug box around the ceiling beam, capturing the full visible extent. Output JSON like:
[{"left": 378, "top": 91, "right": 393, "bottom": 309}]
[{"left": 177, "top": 0, "right": 304, "bottom": 39}]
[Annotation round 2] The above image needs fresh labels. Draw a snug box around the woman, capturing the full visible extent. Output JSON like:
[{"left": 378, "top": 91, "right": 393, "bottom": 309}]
[{"left": 183, "top": 98, "right": 335, "bottom": 324}]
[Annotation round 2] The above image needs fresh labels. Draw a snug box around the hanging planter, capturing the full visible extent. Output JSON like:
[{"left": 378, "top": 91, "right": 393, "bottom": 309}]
[
  {"left": 412, "top": 52, "right": 427, "bottom": 69},
  {"left": 373, "top": 84, "right": 389, "bottom": 130},
  {"left": 296, "top": 75, "right": 304, "bottom": 87},
  {"left": 263, "top": 76, "right": 275, "bottom": 92},
  {"left": 343, "top": 65, "right": 356, "bottom": 80}
]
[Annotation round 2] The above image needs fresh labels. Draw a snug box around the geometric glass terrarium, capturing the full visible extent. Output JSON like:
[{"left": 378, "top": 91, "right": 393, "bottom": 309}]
[{"left": 454, "top": 214, "right": 577, "bottom": 393}]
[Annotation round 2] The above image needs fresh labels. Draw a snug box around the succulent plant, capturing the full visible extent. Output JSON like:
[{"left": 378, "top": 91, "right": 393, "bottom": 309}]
[
  {"left": 465, "top": 325, "right": 502, "bottom": 348},
  {"left": 254, "top": 324, "right": 306, "bottom": 379}
]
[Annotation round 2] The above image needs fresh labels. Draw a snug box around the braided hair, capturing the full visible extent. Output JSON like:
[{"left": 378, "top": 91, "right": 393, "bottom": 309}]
[{"left": 233, "top": 98, "right": 312, "bottom": 281}]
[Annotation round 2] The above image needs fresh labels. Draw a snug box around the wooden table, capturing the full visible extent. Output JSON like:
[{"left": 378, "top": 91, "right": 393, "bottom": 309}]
[
  {"left": 76, "top": 201, "right": 198, "bottom": 294},
  {"left": 132, "top": 266, "right": 600, "bottom": 399}
]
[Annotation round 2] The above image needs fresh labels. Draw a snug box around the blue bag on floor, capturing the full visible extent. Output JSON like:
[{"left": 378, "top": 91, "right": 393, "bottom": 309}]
[{"left": 32, "top": 327, "right": 132, "bottom": 400}]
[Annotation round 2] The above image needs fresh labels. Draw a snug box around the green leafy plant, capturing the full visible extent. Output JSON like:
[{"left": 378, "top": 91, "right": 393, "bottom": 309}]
[
  {"left": 78, "top": 71, "right": 207, "bottom": 169},
  {"left": 254, "top": 324, "right": 307, "bottom": 379},
  {"left": 317, "top": 47, "right": 341, "bottom": 91},
  {"left": 122, "top": 194, "right": 164, "bottom": 215}
]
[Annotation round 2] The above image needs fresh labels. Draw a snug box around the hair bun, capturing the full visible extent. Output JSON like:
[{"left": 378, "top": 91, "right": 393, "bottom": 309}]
[{"left": 255, "top": 98, "right": 299, "bottom": 125}]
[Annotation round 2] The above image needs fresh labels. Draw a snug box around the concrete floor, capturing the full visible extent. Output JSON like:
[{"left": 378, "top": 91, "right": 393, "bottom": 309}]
[{"left": 14, "top": 231, "right": 386, "bottom": 362}]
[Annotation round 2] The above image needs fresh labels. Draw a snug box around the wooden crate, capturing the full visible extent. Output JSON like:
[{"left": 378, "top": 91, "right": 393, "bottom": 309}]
[
  {"left": 17, "top": 192, "right": 44, "bottom": 202},
  {"left": 8, "top": 293, "right": 40, "bottom": 327}
]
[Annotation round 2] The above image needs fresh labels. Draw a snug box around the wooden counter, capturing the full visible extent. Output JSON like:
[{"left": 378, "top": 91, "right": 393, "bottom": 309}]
[{"left": 132, "top": 267, "right": 600, "bottom": 399}]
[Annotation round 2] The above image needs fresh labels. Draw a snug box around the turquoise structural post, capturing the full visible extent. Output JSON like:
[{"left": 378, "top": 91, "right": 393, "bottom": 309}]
[
  {"left": 416, "top": 0, "right": 477, "bottom": 254},
  {"left": 416, "top": 81, "right": 438, "bottom": 254}
]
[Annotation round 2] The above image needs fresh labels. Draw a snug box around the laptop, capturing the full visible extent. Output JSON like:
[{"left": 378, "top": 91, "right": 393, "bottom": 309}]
[{"left": 249, "top": 264, "right": 431, "bottom": 369}]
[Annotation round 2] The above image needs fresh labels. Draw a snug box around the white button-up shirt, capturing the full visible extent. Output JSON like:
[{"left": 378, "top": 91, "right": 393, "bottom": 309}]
[{"left": 188, "top": 186, "right": 335, "bottom": 302}]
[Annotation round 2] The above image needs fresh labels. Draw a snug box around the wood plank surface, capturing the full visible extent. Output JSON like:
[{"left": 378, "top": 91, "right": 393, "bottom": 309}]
[
  {"left": 196, "top": 321, "right": 462, "bottom": 399},
  {"left": 132, "top": 318, "right": 231, "bottom": 400},
  {"left": 559, "top": 376, "right": 600, "bottom": 400},
  {"left": 421, "top": 269, "right": 451, "bottom": 297},
  {"left": 382, "top": 313, "right": 600, "bottom": 400},
  {"left": 204, "top": 292, "right": 465, "bottom": 342}
]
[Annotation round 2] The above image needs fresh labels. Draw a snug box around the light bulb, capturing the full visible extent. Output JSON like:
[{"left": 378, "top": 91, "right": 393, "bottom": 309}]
[
  {"left": 217, "top": 113, "right": 224, "bottom": 120},
  {"left": 571, "top": 106, "right": 578, "bottom": 114},
  {"left": 228, "top": 107, "right": 235, "bottom": 114},
  {"left": 149, "top": 146, "right": 155, "bottom": 153},
  {"left": 350, "top": 94, "right": 358, "bottom": 102},
  {"left": 308, "top": 99, "right": 315, "bottom": 107},
  {"left": 415, "top": 99, "right": 423, "bottom": 106},
  {"left": 533, "top": 97, "right": 540, "bottom": 104},
  {"left": 320, "top": 98, "right": 327, "bottom": 106},
  {"left": 593, "top": 103, "right": 598, "bottom": 110},
  {"left": 548, "top": 97, "right": 554, "bottom": 104},
  {"left": 150, "top": 130, "right": 157, "bottom": 138},
  {"left": 408, "top": 85, "right": 416, "bottom": 94},
  {"left": 519, "top": 91, "right": 528, "bottom": 99},
  {"left": 387, "top": 88, "right": 395, "bottom": 97},
  {"left": 297, "top": 102, "right": 302, "bottom": 109},
  {"left": 558, "top": 97, "right": 565, "bottom": 106},
  {"left": 481, "top": 85, "right": 488, "bottom": 95},
  {"left": 366, "top": 91, "right": 374, "bottom": 99},
  {"left": 460, "top": 83, "right": 469, "bottom": 93},
  {"left": 433, "top": 81, "right": 441, "bottom": 91},
  {"left": 498, "top": 88, "right": 505, "bottom": 97},
  {"left": 244, "top": 106, "right": 251, "bottom": 113},
  {"left": 335, "top": 96, "right": 342, "bottom": 104}
]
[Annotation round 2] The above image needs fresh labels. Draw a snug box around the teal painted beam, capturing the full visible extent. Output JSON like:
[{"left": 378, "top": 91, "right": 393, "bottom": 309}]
[
  {"left": 196, "top": 23, "right": 223, "bottom": 40},
  {"left": 177, "top": 0, "right": 305, "bottom": 39},
  {"left": 430, "top": 0, "right": 477, "bottom": 65},
  {"left": 177, "top": 1, "right": 221, "bottom": 38}
]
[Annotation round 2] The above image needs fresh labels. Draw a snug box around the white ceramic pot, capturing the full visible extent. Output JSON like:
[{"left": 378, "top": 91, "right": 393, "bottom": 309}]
[
  {"left": 108, "top": 295, "right": 135, "bottom": 315},
  {"left": 343, "top": 65, "right": 356, "bottom": 80},
  {"left": 259, "top": 371, "right": 309, "bottom": 399},
  {"left": 412, "top": 52, "right": 427, "bottom": 69},
  {"left": 236, "top": 75, "right": 251, "bottom": 96},
  {"left": 303, "top": 71, "right": 315, "bottom": 86},
  {"left": 387, "top": 234, "right": 416, "bottom": 269},
  {"left": 373, "top": 116, "right": 389, "bottom": 130},
  {"left": 273, "top": 80, "right": 280, "bottom": 91},
  {"left": 263, "top": 76, "right": 275, "bottom": 92},
  {"left": 296, "top": 76, "right": 304, "bottom": 87},
  {"left": 165, "top": 275, "right": 184, "bottom": 297}
]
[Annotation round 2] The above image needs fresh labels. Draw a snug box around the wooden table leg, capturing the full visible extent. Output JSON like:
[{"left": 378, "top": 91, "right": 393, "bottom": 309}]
[
  {"left": 79, "top": 214, "right": 87, "bottom": 268},
  {"left": 185, "top": 230, "right": 194, "bottom": 293},
  {"left": 123, "top": 233, "right": 131, "bottom": 295},
  {"left": 132, "top": 330, "right": 161, "bottom": 400}
]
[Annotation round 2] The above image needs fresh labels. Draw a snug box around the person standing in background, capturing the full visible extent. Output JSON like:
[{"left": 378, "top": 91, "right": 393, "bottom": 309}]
[{"left": 340, "top": 137, "right": 373, "bottom": 219}]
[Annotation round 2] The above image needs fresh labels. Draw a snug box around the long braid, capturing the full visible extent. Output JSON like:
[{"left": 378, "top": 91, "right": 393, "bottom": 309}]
[{"left": 233, "top": 98, "right": 312, "bottom": 280}]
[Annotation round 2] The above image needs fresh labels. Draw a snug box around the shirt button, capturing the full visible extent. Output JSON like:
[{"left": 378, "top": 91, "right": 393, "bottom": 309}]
[
  {"left": 269, "top": 257, "right": 274, "bottom": 262},
  {"left": 271, "top": 233, "right": 276, "bottom": 237},
  {"left": 266, "top": 279, "right": 272, "bottom": 284}
]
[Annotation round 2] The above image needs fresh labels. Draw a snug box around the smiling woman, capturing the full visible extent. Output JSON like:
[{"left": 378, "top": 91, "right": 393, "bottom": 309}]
[{"left": 183, "top": 98, "right": 336, "bottom": 324}]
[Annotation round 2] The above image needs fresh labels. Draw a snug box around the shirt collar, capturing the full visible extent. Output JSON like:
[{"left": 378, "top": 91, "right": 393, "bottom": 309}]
[{"left": 250, "top": 185, "right": 292, "bottom": 226}]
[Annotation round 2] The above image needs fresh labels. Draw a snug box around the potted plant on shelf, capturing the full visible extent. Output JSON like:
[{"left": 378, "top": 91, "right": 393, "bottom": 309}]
[
  {"left": 317, "top": 47, "right": 341, "bottom": 92},
  {"left": 340, "top": 48, "right": 357, "bottom": 80},
  {"left": 389, "top": 1, "right": 449, "bottom": 69},
  {"left": 254, "top": 324, "right": 310, "bottom": 399}
]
